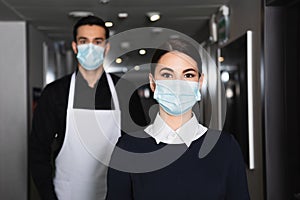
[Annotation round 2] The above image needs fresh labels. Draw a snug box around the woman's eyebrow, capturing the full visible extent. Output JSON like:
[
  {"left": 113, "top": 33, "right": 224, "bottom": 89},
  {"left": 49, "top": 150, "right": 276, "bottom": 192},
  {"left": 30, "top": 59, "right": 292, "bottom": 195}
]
[
  {"left": 159, "top": 67, "right": 174, "bottom": 72},
  {"left": 183, "top": 68, "right": 197, "bottom": 73}
]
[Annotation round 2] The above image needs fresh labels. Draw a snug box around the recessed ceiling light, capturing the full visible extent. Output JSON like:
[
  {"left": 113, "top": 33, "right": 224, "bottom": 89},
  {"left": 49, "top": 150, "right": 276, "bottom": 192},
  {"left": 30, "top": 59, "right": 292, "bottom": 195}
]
[
  {"left": 109, "top": 30, "right": 116, "bottom": 36},
  {"left": 115, "top": 58, "right": 122, "bottom": 64},
  {"left": 218, "top": 56, "right": 224, "bottom": 62},
  {"left": 99, "top": 0, "right": 110, "bottom": 4},
  {"left": 146, "top": 12, "right": 160, "bottom": 22},
  {"left": 105, "top": 21, "right": 114, "bottom": 27},
  {"left": 221, "top": 71, "right": 230, "bottom": 82},
  {"left": 150, "top": 14, "right": 160, "bottom": 21},
  {"left": 120, "top": 41, "right": 130, "bottom": 49},
  {"left": 139, "top": 49, "right": 146, "bottom": 55},
  {"left": 118, "top": 12, "right": 128, "bottom": 19},
  {"left": 69, "top": 11, "right": 94, "bottom": 18},
  {"left": 134, "top": 65, "right": 140, "bottom": 71},
  {"left": 151, "top": 27, "right": 163, "bottom": 33}
]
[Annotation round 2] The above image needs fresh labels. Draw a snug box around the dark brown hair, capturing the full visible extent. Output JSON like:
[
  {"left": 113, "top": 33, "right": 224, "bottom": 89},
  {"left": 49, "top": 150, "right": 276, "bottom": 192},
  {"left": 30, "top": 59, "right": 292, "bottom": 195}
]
[
  {"left": 150, "top": 38, "right": 202, "bottom": 75},
  {"left": 73, "top": 15, "right": 109, "bottom": 42}
]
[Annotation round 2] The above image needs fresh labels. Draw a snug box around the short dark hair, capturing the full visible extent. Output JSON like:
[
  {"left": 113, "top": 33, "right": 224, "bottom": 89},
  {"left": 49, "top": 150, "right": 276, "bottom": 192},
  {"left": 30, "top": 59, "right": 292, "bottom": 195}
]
[
  {"left": 150, "top": 38, "right": 202, "bottom": 75},
  {"left": 73, "top": 15, "right": 109, "bottom": 42}
]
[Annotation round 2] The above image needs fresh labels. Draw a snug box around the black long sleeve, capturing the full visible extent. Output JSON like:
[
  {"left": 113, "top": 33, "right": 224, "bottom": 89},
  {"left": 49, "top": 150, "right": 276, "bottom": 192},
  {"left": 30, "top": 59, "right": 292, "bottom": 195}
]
[
  {"left": 106, "top": 130, "right": 250, "bottom": 200},
  {"left": 29, "top": 75, "right": 71, "bottom": 200}
]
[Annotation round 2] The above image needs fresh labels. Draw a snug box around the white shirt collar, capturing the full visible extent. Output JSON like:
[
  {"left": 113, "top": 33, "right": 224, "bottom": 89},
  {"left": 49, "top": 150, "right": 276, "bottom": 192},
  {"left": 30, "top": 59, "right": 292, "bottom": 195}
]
[{"left": 144, "top": 113, "right": 208, "bottom": 147}]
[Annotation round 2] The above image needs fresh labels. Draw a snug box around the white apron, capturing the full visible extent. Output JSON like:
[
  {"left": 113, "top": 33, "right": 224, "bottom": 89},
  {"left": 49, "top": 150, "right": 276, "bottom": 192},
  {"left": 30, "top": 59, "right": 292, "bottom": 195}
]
[{"left": 54, "top": 72, "right": 121, "bottom": 200}]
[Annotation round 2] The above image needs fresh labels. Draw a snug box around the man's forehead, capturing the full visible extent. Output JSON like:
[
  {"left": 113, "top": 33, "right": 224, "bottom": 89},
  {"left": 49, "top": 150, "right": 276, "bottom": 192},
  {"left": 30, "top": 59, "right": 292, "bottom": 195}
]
[{"left": 77, "top": 25, "right": 106, "bottom": 36}]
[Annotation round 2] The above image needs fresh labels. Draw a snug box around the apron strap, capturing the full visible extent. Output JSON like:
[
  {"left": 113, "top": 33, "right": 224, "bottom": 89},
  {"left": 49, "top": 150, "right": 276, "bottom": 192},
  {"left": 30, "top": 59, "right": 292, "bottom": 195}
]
[
  {"left": 67, "top": 72, "right": 120, "bottom": 110},
  {"left": 105, "top": 73, "right": 120, "bottom": 110},
  {"left": 67, "top": 72, "right": 76, "bottom": 110}
]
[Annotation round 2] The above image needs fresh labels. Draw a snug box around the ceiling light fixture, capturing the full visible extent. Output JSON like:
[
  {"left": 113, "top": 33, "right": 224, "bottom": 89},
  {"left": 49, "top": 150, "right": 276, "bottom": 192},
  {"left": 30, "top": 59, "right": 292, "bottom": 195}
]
[
  {"left": 105, "top": 21, "right": 114, "bottom": 27},
  {"left": 151, "top": 27, "right": 163, "bottom": 33},
  {"left": 99, "top": 0, "right": 110, "bottom": 4},
  {"left": 69, "top": 11, "right": 94, "bottom": 18},
  {"left": 139, "top": 49, "right": 146, "bottom": 55},
  {"left": 115, "top": 58, "right": 122, "bottom": 64},
  {"left": 120, "top": 41, "right": 130, "bottom": 49},
  {"left": 118, "top": 12, "right": 128, "bottom": 19},
  {"left": 109, "top": 30, "right": 116, "bottom": 36},
  {"left": 146, "top": 12, "right": 160, "bottom": 22},
  {"left": 134, "top": 65, "right": 140, "bottom": 71},
  {"left": 218, "top": 56, "right": 224, "bottom": 62}
]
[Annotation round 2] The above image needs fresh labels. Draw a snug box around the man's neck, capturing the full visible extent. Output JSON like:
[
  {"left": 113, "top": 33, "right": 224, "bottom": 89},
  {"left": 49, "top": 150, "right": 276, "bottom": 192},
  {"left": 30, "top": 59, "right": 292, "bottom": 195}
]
[{"left": 78, "top": 65, "right": 104, "bottom": 88}]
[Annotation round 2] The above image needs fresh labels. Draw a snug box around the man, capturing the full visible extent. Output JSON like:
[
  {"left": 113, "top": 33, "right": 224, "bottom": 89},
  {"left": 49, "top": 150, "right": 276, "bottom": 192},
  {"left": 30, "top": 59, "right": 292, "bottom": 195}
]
[{"left": 30, "top": 16, "right": 147, "bottom": 200}]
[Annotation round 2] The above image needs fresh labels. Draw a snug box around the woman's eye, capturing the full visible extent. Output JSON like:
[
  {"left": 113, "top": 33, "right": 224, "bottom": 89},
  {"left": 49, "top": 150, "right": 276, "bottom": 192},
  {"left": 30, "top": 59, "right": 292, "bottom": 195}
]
[
  {"left": 161, "top": 73, "right": 173, "bottom": 78},
  {"left": 184, "top": 73, "right": 195, "bottom": 78}
]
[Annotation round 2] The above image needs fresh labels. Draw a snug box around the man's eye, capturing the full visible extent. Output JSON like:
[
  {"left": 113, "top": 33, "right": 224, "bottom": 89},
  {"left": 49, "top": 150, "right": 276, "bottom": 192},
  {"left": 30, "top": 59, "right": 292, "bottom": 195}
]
[
  {"left": 95, "top": 40, "right": 104, "bottom": 45},
  {"left": 78, "top": 40, "right": 86, "bottom": 44}
]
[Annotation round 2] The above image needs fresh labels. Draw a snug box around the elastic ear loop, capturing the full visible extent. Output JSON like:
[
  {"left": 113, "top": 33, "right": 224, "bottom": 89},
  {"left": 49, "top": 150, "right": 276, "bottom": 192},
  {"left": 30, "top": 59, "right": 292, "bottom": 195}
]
[{"left": 149, "top": 74, "right": 157, "bottom": 85}]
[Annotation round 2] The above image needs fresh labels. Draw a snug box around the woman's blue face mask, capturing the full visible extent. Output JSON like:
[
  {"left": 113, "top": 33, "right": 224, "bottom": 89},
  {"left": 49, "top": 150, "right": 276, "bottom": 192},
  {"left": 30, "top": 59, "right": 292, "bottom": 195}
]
[{"left": 153, "top": 79, "right": 201, "bottom": 116}]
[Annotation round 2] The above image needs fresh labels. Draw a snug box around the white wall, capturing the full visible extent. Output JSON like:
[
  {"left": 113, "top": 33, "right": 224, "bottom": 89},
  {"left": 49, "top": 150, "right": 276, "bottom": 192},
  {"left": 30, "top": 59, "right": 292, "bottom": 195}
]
[
  {"left": 27, "top": 23, "right": 54, "bottom": 200},
  {"left": 0, "top": 21, "right": 28, "bottom": 200},
  {"left": 0, "top": 21, "right": 56, "bottom": 200},
  {"left": 27, "top": 24, "right": 52, "bottom": 121}
]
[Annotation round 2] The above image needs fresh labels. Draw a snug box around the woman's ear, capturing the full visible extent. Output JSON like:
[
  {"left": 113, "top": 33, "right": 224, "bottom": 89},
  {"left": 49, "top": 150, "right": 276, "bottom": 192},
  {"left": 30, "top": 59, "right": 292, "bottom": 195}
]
[
  {"left": 149, "top": 73, "right": 156, "bottom": 92},
  {"left": 71, "top": 41, "right": 78, "bottom": 54},
  {"left": 199, "top": 73, "right": 204, "bottom": 89}
]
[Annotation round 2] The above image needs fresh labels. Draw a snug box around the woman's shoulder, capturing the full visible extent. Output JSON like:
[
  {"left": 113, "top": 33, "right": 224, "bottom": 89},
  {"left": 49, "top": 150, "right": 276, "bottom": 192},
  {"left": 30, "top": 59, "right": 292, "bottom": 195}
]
[
  {"left": 195, "top": 129, "right": 243, "bottom": 159},
  {"left": 117, "top": 130, "right": 165, "bottom": 153},
  {"left": 218, "top": 130, "right": 241, "bottom": 151},
  {"left": 204, "top": 129, "right": 239, "bottom": 146}
]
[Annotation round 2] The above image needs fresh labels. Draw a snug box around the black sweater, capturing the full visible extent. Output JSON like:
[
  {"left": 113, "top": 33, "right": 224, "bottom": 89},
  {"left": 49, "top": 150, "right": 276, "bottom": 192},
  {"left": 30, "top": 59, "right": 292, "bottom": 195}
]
[
  {"left": 29, "top": 72, "right": 148, "bottom": 200},
  {"left": 106, "top": 130, "right": 250, "bottom": 200}
]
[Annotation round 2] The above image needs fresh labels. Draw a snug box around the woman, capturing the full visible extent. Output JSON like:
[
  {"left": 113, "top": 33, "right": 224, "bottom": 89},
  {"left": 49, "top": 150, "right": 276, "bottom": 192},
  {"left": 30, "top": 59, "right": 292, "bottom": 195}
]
[{"left": 106, "top": 39, "right": 250, "bottom": 200}]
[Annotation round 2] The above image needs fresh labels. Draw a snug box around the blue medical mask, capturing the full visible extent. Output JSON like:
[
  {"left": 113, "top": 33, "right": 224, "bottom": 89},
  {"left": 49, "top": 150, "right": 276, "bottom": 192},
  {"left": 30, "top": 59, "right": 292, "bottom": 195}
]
[
  {"left": 76, "top": 43, "right": 105, "bottom": 70},
  {"left": 153, "top": 79, "right": 201, "bottom": 116}
]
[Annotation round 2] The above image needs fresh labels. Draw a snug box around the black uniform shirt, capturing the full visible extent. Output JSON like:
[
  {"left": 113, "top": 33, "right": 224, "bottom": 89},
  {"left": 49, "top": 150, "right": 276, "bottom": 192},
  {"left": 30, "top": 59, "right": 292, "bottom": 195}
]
[{"left": 106, "top": 130, "right": 250, "bottom": 200}]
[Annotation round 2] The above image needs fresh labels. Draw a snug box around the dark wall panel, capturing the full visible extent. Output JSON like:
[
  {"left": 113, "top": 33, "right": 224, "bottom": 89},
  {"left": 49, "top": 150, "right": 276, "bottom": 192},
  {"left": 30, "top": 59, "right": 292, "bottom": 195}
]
[{"left": 264, "top": 3, "right": 300, "bottom": 199}]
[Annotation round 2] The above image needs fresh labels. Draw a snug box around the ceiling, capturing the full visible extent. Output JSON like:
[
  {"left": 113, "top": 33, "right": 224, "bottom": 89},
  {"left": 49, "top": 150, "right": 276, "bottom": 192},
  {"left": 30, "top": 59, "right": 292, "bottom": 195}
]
[{"left": 0, "top": 0, "right": 229, "bottom": 44}]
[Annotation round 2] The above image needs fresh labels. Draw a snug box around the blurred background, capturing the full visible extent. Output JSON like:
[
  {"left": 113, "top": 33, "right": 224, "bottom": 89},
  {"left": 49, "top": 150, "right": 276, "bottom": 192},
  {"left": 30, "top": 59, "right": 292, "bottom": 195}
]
[{"left": 0, "top": 0, "right": 299, "bottom": 199}]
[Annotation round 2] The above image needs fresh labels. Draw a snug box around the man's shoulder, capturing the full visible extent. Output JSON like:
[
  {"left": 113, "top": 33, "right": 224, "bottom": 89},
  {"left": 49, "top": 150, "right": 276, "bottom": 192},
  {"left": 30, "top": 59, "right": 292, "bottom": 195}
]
[
  {"left": 108, "top": 73, "right": 139, "bottom": 92},
  {"left": 40, "top": 73, "right": 73, "bottom": 100},
  {"left": 44, "top": 73, "right": 72, "bottom": 92},
  {"left": 47, "top": 73, "right": 72, "bottom": 88},
  {"left": 108, "top": 73, "right": 123, "bottom": 85},
  {"left": 108, "top": 73, "right": 120, "bottom": 80}
]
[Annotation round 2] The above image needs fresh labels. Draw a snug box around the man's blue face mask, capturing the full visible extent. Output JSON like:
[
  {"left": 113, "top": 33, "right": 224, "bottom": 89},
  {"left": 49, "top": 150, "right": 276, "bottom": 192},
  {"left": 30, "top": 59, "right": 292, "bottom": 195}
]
[
  {"left": 76, "top": 43, "right": 105, "bottom": 71},
  {"left": 153, "top": 79, "right": 201, "bottom": 116}
]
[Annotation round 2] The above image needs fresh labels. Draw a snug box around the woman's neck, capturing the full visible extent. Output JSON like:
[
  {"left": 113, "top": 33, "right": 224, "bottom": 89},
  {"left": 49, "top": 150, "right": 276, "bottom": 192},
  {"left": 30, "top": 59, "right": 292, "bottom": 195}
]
[
  {"left": 78, "top": 66, "right": 104, "bottom": 88},
  {"left": 159, "top": 108, "right": 193, "bottom": 131}
]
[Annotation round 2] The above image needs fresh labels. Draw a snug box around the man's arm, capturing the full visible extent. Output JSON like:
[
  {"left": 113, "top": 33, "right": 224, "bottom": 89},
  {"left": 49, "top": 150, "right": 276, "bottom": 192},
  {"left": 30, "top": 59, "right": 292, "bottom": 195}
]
[{"left": 29, "top": 85, "right": 59, "bottom": 200}]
